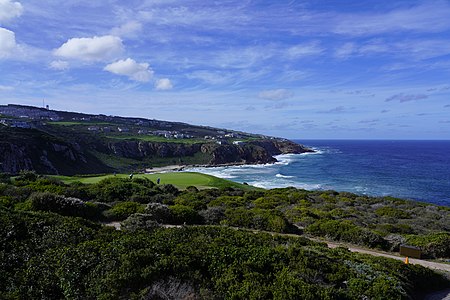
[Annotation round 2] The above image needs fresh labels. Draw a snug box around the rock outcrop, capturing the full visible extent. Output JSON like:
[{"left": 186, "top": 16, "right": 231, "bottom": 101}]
[{"left": 0, "top": 125, "right": 313, "bottom": 175}]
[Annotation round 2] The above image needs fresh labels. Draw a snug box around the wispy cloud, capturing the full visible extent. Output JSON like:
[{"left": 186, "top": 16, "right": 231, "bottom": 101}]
[
  {"left": 359, "top": 119, "right": 379, "bottom": 124},
  {"left": 317, "top": 106, "right": 347, "bottom": 114},
  {"left": 0, "top": 84, "right": 14, "bottom": 91},
  {"left": 258, "top": 89, "right": 293, "bottom": 101},
  {"left": 385, "top": 93, "right": 428, "bottom": 103},
  {"left": 110, "top": 21, "right": 142, "bottom": 38},
  {"left": 332, "top": 1, "right": 450, "bottom": 36},
  {"left": 49, "top": 60, "right": 69, "bottom": 71},
  {"left": 287, "top": 41, "right": 324, "bottom": 59}
]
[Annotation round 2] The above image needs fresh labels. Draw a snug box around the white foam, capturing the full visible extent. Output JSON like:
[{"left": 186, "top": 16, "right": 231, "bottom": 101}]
[
  {"left": 248, "top": 179, "right": 323, "bottom": 190},
  {"left": 275, "top": 173, "right": 294, "bottom": 179}
]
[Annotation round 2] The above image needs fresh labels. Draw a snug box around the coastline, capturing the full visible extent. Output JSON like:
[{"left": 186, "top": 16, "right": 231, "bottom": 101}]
[{"left": 144, "top": 159, "right": 282, "bottom": 174}]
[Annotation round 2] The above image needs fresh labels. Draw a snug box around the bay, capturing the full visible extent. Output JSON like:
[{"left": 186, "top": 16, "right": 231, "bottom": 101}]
[{"left": 187, "top": 140, "right": 450, "bottom": 206}]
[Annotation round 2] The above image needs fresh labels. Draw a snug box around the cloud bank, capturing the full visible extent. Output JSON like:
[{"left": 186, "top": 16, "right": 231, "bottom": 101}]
[{"left": 0, "top": 0, "right": 23, "bottom": 23}]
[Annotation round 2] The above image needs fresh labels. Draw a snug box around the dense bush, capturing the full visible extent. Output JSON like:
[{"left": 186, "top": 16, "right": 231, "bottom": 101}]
[
  {"left": 1, "top": 209, "right": 448, "bottom": 299},
  {"left": 306, "top": 219, "right": 388, "bottom": 249},
  {"left": 0, "top": 173, "right": 449, "bottom": 258},
  {"left": 405, "top": 232, "right": 450, "bottom": 258},
  {"left": 144, "top": 202, "right": 172, "bottom": 223},
  {"left": 169, "top": 204, "right": 203, "bottom": 224},
  {"left": 121, "top": 213, "right": 160, "bottom": 232},
  {"left": 375, "top": 206, "right": 411, "bottom": 219},
  {"left": 104, "top": 201, "right": 144, "bottom": 220},
  {"left": 224, "top": 208, "right": 290, "bottom": 233},
  {"left": 29, "top": 192, "right": 99, "bottom": 219}
]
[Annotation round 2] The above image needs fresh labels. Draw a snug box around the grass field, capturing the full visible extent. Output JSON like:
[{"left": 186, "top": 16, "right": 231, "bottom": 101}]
[
  {"left": 48, "top": 121, "right": 115, "bottom": 126},
  {"left": 106, "top": 135, "right": 206, "bottom": 144},
  {"left": 52, "top": 172, "right": 258, "bottom": 190}
]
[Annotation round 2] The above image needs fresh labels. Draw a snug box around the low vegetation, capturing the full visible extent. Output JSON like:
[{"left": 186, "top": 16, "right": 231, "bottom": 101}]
[{"left": 1, "top": 171, "right": 449, "bottom": 298}]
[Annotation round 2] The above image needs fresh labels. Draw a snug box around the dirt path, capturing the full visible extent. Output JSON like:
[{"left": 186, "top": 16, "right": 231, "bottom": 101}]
[
  {"left": 323, "top": 240, "right": 450, "bottom": 273},
  {"left": 104, "top": 222, "right": 450, "bottom": 273}
]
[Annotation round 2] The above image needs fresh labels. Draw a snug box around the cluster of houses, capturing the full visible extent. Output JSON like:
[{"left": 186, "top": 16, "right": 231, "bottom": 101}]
[
  {"left": 0, "top": 104, "right": 61, "bottom": 121},
  {"left": 0, "top": 105, "right": 264, "bottom": 143},
  {"left": 86, "top": 126, "right": 194, "bottom": 139},
  {"left": 0, "top": 119, "right": 33, "bottom": 128}
]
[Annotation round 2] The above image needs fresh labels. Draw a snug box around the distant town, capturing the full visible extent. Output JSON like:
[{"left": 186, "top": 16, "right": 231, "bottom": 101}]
[{"left": 0, "top": 104, "right": 281, "bottom": 144}]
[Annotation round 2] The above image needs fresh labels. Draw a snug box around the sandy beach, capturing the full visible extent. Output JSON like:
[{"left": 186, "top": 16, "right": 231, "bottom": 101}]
[{"left": 144, "top": 165, "right": 186, "bottom": 173}]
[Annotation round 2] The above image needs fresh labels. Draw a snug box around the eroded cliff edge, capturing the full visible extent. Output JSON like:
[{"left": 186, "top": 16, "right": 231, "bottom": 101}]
[{"left": 0, "top": 126, "right": 312, "bottom": 175}]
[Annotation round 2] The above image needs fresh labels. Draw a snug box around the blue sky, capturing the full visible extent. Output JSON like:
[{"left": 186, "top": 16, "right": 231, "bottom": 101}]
[{"left": 1, "top": 0, "right": 450, "bottom": 139}]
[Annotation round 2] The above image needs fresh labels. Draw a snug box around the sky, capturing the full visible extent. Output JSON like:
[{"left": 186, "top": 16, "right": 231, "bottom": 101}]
[{"left": 1, "top": 0, "right": 450, "bottom": 139}]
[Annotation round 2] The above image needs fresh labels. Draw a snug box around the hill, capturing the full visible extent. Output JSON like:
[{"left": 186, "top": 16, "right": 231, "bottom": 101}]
[{"left": 0, "top": 104, "right": 312, "bottom": 175}]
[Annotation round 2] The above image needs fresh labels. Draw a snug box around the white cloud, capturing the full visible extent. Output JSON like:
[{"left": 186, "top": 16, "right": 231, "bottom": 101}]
[
  {"left": 155, "top": 78, "right": 173, "bottom": 90},
  {"left": 104, "top": 58, "right": 153, "bottom": 82},
  {"left": 110, "top": 21, "right": 142, "bottom": 38},
  {"left": 258, "top": 89, "right": 293, "bottom": 101},
  {"left": 0, "top": 27, "right": 16, "bottom": 58},
  {"left": 0, "top": 0, "right": 23, "bottom": 23},
  {"left": 50, "top": 60, "right": 69, "bottom": 70},
  {"left": 54, "top": 35, "right": 124, "bottom": 62}
]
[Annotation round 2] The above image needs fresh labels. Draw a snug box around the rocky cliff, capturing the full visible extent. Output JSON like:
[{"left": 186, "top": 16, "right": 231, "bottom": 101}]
[
  {"left": 0, "top": 127, "right": 111, "bottom": 175},
  {"left": 103, "top": 139, "right": 312, "bottom": 166},
  {"left": 0, "top": 107, "right": 313, "bottom": 175}
]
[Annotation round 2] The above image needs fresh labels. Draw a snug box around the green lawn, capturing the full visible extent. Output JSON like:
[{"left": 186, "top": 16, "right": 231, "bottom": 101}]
[
  {"left": 48, "top": 121, "right": 115, "bottom": 126},
  {"left": 52, "top": 172, "right": 258, "bottom": 190},
  {"left": 106, "top": 135, "right": 205, "bottom": 144}
]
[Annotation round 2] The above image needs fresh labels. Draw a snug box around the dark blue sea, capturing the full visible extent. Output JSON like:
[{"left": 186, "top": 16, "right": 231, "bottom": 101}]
[{"left": 188, "top": 140, "right": 450, "bottom": 207}]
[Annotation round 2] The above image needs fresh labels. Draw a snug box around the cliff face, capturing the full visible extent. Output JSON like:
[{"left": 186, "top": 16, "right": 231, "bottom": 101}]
[
  {"left": 107, "top": 141, "right": 202, "bottom": 158},
  {"left": 104, "top": 139, "right": 312, "bottom": 166},
  {"left": 0, "top": 126, "right": 312, "bottom": 175},
  {"left": 0, "top": 127, "right": 111, "bottom": 175}
]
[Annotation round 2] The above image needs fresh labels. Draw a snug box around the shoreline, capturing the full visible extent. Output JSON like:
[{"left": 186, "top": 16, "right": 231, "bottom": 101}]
[{"left": 144, "top": 152, "right": 314, "bottom": 174}]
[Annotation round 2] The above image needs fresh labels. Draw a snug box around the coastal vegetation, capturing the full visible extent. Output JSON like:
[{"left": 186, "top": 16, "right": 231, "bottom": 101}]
[
  {"left": 1, "top": 172, "right": 449, "bottom": 258},
  {"left": 1, "top": 171, "right": 449, "bottom": 298}
]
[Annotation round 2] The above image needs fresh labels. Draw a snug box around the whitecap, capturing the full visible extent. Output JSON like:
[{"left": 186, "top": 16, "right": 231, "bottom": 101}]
[{"left": 275, "top": 173, "right": 294, "bottom": 179}]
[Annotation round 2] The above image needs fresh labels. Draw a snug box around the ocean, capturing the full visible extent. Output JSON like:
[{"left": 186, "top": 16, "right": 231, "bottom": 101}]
[{"left": 187, "top": 140, "right": 450, "bottom": 207}]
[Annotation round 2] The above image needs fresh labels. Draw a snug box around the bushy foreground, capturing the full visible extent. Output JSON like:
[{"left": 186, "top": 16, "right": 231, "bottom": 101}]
[
  {"left": 1, "top": 208, "right": 448, "bottom": 299},
  {"left": 1, "top": 173, "right": 449, "bottom": 258}
]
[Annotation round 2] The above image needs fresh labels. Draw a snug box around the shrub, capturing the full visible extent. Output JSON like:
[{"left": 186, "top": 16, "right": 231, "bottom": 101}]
[
  {"left": 105, "top": 201, "right": 144, "bottom": 221},
  {"left": 121, "top": 213, "right": 160, "bottom": 232},
  {"left": 375, "top": 206, "right": 411, "bottom": 219},
  {"left": 405, "top": 232, "right": 450, "bottom": 258},
  {"left": 169, "top": 204, "right": 203, "bottom": 225},
  {"left": 306, "top": 219, "right": 387, "bottom": 249},
  {"left": 29, "top": 192, "right": 99, "bottom": 219},
  {"left": 209, "top": 196, "right": 247, "bottom": 208},
  {"left": 145, "top": 203, "right": 172, "bottom": 223},
  {"left": 199, "top": 207, "right": 226, "bottom": 225}
]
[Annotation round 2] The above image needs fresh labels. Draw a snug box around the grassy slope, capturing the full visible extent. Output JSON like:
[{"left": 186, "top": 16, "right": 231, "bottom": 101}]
[{"left": 52, "top": 172, "right": 258, "bottom": 190}]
